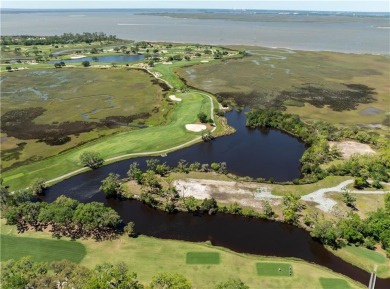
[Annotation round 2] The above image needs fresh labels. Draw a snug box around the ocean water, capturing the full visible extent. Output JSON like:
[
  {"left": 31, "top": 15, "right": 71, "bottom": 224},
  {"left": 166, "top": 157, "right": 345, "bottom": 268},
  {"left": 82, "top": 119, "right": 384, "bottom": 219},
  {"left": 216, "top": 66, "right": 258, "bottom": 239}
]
[{"left": 1, "top": 9, "right": 389, "bottom": 54}]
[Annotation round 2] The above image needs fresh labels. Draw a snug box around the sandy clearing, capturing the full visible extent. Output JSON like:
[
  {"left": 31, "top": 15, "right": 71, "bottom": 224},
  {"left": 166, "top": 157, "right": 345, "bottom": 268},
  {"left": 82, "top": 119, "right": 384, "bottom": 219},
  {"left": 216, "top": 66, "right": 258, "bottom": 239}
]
[
  {"left": 301, "top": 179, "right": 389, "bottom": 212},
  {"left": 200, "top": 60, "right": 209, "bottom": 63},
  {"left": 173, "top": 179, "right": 281, "bottom": 209},
  {"left": 329, "top": 141, "right": 375, "bottom": 159},
  {"left": 169, "top": 95, "right": 182, "bottom": 102},
  {"left": 185, "top": 124, "right": 207, "bottom": 132}
]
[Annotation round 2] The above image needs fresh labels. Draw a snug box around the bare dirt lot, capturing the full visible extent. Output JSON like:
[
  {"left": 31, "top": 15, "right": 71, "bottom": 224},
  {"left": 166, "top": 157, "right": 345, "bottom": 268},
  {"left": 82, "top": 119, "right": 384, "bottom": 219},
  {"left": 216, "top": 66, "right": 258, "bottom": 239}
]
[
  {"left": 173, "top": 178, "right": 281, "bottom": 209},
  {"left": 329, "top": 141, "right": 376, "bottom": 159}
]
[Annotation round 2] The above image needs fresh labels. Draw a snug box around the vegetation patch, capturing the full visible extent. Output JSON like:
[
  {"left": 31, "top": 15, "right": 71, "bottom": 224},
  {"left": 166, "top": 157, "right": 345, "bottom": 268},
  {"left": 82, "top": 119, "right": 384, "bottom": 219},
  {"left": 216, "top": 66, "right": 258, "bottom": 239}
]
[
  {"left": 186, "top": 252, "right": 220, "bottom": 264},
  {"left": 344, "top": 246, "right": 388, "bottom": 264},
  {"left": 319, "top": 278, "right": 350, "bottom": 289},
  {"left": 0, "top": 234, "right": 86, "bottom": 263},
  {"left": 256, "top": 262, "right": 293, "bottom": 276},
  {"left": 276, "top": 83, "right": 376, "bottom": 111}
]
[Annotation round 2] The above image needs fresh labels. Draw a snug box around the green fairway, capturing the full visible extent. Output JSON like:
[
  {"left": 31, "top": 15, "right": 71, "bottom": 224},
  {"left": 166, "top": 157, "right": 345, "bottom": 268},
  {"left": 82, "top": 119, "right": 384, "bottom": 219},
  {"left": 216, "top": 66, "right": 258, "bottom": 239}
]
[
  {"left": 2, "top": 90, "right": 211, "bottom": 190},
  {"left": 0, "top": 234, "right": 86, "bottom": 264},
  {"left": 256, "top": 262, "right": 293, "bottom": 276},
  {"left": 345, "top": 246, "right": 388, "bottom": 264},
  {"left": 320, "top": 278, "right": 350, "bottom": 289},
  {"left": 186, "top": 252, "right": 220, "bottom": 264}
]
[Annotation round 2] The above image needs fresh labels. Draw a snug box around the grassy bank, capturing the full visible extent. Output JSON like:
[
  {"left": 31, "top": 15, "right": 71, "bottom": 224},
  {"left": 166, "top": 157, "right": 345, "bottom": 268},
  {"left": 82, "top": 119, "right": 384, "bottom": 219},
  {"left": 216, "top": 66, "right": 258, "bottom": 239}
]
[
  {"left": 329, "top": 246, "right": 390, "bottom": 279},
  {"left": 1, "top": 221, "right": 364, "bottom": 289},
  {"left": 2, "top": 91, "right": 211, "bottom": 190}
]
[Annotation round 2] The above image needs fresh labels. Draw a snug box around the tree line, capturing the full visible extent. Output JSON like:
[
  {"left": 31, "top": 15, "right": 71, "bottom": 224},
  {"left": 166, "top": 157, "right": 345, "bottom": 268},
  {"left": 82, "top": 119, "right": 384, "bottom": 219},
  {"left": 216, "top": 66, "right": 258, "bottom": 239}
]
[
  {"left": 1, "top": 257, "right": 249, "bottom": 289},
  {"left": 308, "top": 193, "right": 390, "bottom": 254},
  {"left": 1, "top": 32, "right": 118, "bottom": 46}
]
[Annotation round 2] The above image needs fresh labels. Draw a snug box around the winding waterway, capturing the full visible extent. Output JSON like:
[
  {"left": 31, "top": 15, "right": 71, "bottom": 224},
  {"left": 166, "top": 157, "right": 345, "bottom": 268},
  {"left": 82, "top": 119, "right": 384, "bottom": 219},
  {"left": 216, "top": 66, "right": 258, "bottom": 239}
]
[{"left": 43, "top": 110, "right": 390, "bottom": 287}]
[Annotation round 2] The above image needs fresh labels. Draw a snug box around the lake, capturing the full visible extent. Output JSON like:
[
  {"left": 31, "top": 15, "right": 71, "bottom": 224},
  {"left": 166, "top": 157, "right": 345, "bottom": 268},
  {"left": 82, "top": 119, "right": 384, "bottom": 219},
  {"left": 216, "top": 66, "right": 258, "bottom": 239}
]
[{"left": 2, "top": 9, "right": 389, "bottom": 54}]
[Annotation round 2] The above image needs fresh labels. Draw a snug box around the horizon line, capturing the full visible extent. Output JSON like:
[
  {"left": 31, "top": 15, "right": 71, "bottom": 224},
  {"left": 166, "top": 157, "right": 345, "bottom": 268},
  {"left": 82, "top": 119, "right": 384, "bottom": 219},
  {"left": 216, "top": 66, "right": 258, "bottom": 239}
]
[{"left": 1, "top": 7, "right": 389, "bottom": 13}]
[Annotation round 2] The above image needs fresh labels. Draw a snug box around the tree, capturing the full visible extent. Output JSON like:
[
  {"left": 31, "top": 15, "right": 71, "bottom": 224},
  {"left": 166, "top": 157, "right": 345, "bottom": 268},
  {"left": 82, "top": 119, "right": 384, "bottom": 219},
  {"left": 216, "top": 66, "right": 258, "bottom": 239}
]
[
  {"left": 80, "top": 151, "right": 104, "bottom": 168},
  {"left": 82, "top": 60, "right": 90, "bottom": 67},
  {"left": 150, "top": 272, "right": 191, "bottom": 289},
  {"left": 310, "top": 219, "right": 342, "bottom": 248},
  {"left": 5, "top": 66, "right": 12, "bottom": 71},
  {"left": 142, "top": 170, "right": 160, "bottom": 193},
  {"left": 342, "top": 189, "right": 357, "bottom": 209},
  {"left": 73, "top": 202, "right": 121, "bottom": 240},
  {"left": 85, "top": 263, "right": 143, "bottom": 289},
  {"left": 282, "top": 194, "right": 305, "bottom": 225},
  {"left": 100, "top": 173, "right": 122, "bottom": 198},
  {"left": 91, "top": 56, "right": 99, "bottom": 62},
  {"left": 184, "top": 196, "right": 198, "bottom": 212},
  {"left": 201, "top": 198, "right": 218, "bottom": 214},
  {"left": 127, "top": 162, "right": 143, "bottom": 183},
  {"left": 146, "top": 158, "right": 160, "bottom": 172},
  {"left": 215, "top": 278, "right": 249, "bottom": 289},
  {"left": 197, "top": 112, "right": 208, "bottom": 123},
  {"left": 354, "top": 177, "right": 369, "bottom": 189},
  {"left": 30, "top": 178, "right": 46, "bottom": 195},
  {"left": 124, "top": 221, "right": 136, "bottom": 237},
  {"left": 262, "top": 200, "right": 275, "bottom": 219},
  {"left": 54, "top": 63, "right": 62, "bottom": 68}
]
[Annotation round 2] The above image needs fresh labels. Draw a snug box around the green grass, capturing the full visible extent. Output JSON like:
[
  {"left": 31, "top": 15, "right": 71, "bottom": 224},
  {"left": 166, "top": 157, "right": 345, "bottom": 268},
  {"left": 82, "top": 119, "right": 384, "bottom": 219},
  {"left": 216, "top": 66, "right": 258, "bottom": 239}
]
[
  {"left": 330, "top": 245, "right": 390, "bottom": 278},
  {"left": 0, "top": 221, "right": 364, "bottom": 289},
  {"left": 345, "top": 246, "right": 388, "bottom": 264},
  {"left": 2, "top": 91, "right": 211, "bottom": 190},
  {"left": 186, "top": 252, "right": 220, "bottom": 264},
  {"left": 0, "top": 234, "right": 86, "bottom": 263},
  {"left": 319, "top": 278, "right": 350, "bottom": 289},
  {"left": 256, "top": 262, "right": 293, "bottom": 277}
]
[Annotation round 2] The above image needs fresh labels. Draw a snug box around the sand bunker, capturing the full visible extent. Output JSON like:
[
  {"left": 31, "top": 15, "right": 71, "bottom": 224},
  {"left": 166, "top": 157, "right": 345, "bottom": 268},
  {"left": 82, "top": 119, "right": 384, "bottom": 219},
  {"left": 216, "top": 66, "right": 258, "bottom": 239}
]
[
  {"left": 70, "top": 55, "right": 86, "bottom": 59},
  {"left": 329, "top": 141, "right": 375, "bottom": 159},
  {"left": 185, "top": 124, "right": 207, "bottom": 132},
  {"left": 200, "top": 60, "right": 209, "bottom": 63},
  {"left": 169, "top": 95, "right": 182, "bottom": 102}
]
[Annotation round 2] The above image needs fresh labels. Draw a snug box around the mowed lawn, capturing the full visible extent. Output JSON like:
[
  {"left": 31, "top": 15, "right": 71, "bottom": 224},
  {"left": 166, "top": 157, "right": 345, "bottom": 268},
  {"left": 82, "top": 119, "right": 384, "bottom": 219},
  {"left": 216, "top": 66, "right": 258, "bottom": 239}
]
[
  {"left": 330, "top": 245, "right": 390, "bottom": 278},
  {"left": 2, "top": 91, "right": 211, "bottom": 190},
  {"left": 256, "top": 262, "right": 293, "bottom": 276},
  {"left": 319, "top": 278, "right": 351, "bottom": 289},
  {"left": 0, "top": 222, "right": 364, "bottom": 289},
  {"left": 1, "top": 235, "right": 86, "bottom": 264},
  {"left": 186, "top": 252, "right": 220, "bottom": 264}
]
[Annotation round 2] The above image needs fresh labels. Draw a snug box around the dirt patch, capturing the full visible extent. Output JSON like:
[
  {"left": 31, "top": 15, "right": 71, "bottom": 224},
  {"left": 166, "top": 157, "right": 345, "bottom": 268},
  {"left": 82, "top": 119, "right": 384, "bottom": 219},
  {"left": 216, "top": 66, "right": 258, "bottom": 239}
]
[
  {"left": 174, "top": 178, "right": 281, "bottom": 209},
  {"left": 185, "top": 124, "right": 207, "bottom": 132},
  {"left": 329, "top": 141, "right": 376, "bottom": 159}
]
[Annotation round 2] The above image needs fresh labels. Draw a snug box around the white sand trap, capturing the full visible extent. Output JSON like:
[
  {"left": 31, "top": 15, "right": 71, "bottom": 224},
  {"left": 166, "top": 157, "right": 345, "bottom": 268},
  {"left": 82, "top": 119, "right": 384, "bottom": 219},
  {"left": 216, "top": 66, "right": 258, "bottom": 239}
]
[
  {"left": 70, "top": 55, "right": 86, "bottom": 59},
  {"left": 185, "top": 124, "right": 207, "bottom": 132},
  {"left": 200, "top": 60, "right": 209, "bottom": 63},
  {"left": 169, "top": 95, "right": 182, "bottom": 102},
  {"left": 163, "top": 62, "right": 173, "bottom": 64}
]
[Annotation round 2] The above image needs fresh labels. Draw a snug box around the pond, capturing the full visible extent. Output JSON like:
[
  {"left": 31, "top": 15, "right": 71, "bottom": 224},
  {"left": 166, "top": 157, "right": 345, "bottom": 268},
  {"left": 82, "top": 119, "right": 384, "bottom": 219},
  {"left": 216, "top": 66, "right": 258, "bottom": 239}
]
[{"left": 49, "top": 54, "right": 144, "bottom": 64}]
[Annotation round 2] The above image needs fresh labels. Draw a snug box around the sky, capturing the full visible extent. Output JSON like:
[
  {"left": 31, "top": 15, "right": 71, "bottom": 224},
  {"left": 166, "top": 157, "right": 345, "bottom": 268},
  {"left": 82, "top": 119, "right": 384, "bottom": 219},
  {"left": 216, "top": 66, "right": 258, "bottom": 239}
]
[{"left": 1, "top": 0, "right": 389, "bottom": 12}]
